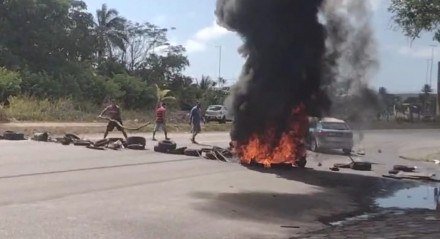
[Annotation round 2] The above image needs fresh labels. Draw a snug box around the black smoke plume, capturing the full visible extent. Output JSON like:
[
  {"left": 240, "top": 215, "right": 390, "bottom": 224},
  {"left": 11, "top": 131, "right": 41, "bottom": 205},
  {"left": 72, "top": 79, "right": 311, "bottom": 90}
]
[
  {"left": 217, "top": 0, "right": 379, "bottom": 144},
  {"left": 216, "top": 0, "right": 329, "bottom": 143}
]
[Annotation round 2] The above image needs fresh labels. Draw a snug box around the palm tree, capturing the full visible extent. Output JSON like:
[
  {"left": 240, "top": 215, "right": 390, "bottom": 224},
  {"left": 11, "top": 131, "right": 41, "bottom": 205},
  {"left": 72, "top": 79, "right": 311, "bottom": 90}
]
[
  {"left": 94, "top": 4, "right": 128, "bottom": 60},
  {"left": 199, "top": 75, "right": 216, "bottom": 90},
  {"left": 420, "top": 84, "right": 433, "bottom": 114},
  {"left": 154, "top": 84, "right": 176, "bottom": 106}
]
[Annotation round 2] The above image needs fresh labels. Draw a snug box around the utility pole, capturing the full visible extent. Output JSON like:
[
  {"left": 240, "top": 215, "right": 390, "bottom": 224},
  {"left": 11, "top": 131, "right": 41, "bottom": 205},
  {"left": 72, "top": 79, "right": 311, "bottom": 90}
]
[
  {"left": 215, "top": 45, "right": 222, "bottom": 83},
  {"left": 429, "top": 44, "right": 437, "bottom": 86},
  {"left": 437, "top": 61, "right": 440, "bottom": 116},
  {"left": 426, "top": 59, "right": 431, "bottom": 85}
]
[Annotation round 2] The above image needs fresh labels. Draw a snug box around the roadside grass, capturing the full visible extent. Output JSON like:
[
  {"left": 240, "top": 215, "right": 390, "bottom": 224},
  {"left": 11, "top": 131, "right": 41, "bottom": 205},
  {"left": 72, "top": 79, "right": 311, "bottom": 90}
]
[{"left": 0, "top": 109, "right": 8, "bottom": 122}]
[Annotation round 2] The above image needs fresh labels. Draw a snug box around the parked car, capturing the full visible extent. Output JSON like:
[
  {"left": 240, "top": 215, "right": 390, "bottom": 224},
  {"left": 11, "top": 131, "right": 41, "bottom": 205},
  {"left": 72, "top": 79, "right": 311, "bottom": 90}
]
[
  {"left": 205, "top": 105, "right": 232, "bottom": 123},
  {"left": 307, "top": 117, "right": 353, "bottom": 154}
]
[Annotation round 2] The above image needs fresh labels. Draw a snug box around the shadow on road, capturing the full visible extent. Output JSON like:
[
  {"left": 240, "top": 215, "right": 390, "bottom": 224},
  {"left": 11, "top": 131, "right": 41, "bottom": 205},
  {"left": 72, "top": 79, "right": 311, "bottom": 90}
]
[{"left": 191, "top": 166, "right": 415, "bottom": 223}]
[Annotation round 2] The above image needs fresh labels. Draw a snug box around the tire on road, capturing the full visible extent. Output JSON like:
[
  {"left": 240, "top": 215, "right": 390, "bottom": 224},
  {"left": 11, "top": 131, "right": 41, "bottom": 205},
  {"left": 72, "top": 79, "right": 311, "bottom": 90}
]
[
  {"left": 184, "top": 149, "right": 201, "bottom": 157},
  {"left": 3, "top": 131, "right": 25, "bottom": 141},
  {"left": 126, "top": 137, "right": 146, "bottom": 147},
  {"left": 169, "top": 147, "right": 187, "bottom": 155},
  {"left": 127, "top": 144, "right": 145, "bottom": 150},
  {"left": 65, "top": 133, "right": 80, "bottom": 141},
  {"left": 158, "top": 140, "right": 177, "bottom": 151},
  {"left": 73, "top": 140, "right": 92, "bottom": 146}
]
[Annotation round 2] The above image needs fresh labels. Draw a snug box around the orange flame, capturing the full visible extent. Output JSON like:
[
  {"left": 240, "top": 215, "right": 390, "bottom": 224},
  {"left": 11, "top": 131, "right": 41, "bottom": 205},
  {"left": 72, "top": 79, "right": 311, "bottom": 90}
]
[{"left": 236, "top": 104, "right": 308, "bottom": 168}]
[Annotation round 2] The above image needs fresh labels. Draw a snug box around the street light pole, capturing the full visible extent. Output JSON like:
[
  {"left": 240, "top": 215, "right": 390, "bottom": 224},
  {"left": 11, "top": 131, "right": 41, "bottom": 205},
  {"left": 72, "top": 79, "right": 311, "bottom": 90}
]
[
  {"left": 429, "top": 44, "right": 437, "bottom": 86},
  {"left": 215, "top": 45, "right": 222, "bottom": 82}
]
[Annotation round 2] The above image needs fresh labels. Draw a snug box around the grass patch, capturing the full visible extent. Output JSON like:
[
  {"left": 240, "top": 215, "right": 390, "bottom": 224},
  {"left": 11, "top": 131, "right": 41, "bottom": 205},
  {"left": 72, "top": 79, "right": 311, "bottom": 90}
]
[
  {"left": 3, "top": 96, "right": 180, "bottom": 123},
  {"left": 0, "top": 96, "right": 232, "bottom": 135}
]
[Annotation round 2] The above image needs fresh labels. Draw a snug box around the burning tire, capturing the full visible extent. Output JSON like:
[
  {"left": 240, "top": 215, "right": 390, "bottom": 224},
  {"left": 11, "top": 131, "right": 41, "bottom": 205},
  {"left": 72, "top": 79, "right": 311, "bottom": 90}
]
[{"left": 126, "top": 137, "right": 146, "bottom": 147}]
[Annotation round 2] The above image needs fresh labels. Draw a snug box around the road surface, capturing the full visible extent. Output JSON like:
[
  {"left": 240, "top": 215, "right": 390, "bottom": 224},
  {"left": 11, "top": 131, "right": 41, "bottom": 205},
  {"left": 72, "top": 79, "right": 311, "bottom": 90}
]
[{"left": 0, "top": 130, "right": 439, "bottom": 238}]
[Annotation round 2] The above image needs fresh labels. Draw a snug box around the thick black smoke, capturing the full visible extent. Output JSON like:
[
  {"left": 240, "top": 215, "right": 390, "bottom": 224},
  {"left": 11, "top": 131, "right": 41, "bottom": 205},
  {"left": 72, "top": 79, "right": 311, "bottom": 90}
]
[
  {"left": 216, "top": 0, "right": 329, "bottom": 143},
  {"left": 322, "top": 0, "right": 379, "bottom": 122}
]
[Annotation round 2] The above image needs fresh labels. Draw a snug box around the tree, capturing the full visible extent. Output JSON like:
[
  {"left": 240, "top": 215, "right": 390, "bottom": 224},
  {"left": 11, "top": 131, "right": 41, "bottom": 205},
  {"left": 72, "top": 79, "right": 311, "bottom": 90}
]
[
  {"left": 0, "top": 68, "right": 21, "bottom": 104},
  {"left": 418, "top": 84, "right": 435, "bottom": 115},
  {"left": 136, "top": 45, "right": 189, "bottom": 85},
  {"left": 120, "top": 22, "right": 169, "bottom": 72},
  {"left": 378, "top": 87, "right": 388, "bottom": 96},
  {"left": 389, "top": 0, "right": 440, "bottom": 42},
  {"left": 198, "top": 75, "right": 217, "bottom": 90},
  {"left": 0, "top": 0, "right": 84, "bottom": 71},
  {"left": 94, "top": 4, "right": 128, "bottom": 60}
]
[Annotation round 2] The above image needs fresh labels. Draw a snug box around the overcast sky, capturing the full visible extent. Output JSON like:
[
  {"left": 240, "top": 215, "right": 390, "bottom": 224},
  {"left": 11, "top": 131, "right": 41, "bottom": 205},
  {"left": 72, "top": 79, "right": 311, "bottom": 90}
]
[{"left": 83, "top": 0, "right": 440, "bottom": 93}]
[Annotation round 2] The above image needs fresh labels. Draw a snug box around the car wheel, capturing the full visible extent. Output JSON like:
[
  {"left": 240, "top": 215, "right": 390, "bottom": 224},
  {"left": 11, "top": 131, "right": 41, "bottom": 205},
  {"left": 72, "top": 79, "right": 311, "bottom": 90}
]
[
  {"left": 219, "top": 116, "right": 226, "bottom": 124},
  {"left": 311, "top": 139, "right": 319, "bottom": 152},
  {"left": 343, "top": 148, "right": 352, "bottom": 155}
]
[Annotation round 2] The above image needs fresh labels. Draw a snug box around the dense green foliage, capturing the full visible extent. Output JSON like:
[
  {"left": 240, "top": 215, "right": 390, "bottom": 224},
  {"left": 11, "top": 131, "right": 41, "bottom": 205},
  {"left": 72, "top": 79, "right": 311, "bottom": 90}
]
[
  {"left": 389, "top": 0, "right": 440, "bottom": 41},
  {"left": 0, "top": 0, "right": 227, "bottom": 114}
]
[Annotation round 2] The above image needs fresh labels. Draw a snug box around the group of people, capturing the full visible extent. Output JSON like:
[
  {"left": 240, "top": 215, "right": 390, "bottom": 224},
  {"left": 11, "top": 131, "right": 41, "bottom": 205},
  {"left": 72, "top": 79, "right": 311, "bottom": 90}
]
[{"left": 98, "top": 100, "right": 204, "bottom": 143}]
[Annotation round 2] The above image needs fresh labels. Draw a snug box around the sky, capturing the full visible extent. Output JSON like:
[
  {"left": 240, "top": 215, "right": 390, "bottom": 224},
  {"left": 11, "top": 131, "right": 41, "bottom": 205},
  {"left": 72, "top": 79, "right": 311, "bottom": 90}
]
[{"left": 83, "top": 0, "right": 440, "bottom": 94}]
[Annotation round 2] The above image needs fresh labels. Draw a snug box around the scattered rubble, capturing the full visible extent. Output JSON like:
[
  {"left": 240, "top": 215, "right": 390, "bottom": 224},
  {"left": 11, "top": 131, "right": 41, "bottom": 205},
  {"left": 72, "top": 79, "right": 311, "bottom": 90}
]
[{"left": 383, "top": 164, "right": 439, "bottom": 182}]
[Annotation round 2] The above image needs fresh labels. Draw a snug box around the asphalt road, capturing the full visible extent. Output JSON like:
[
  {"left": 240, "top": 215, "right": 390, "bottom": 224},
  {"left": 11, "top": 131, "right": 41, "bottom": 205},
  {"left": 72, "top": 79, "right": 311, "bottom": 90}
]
[{"left": 0, "top": 130, "right": 439, "bottom": 239}]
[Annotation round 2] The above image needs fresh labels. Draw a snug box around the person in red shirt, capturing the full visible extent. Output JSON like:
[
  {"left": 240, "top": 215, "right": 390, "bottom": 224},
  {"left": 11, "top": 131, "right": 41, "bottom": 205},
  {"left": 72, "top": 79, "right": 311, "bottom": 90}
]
[{"left": 153, "top": 102, "right": 170, "bottom": 141}]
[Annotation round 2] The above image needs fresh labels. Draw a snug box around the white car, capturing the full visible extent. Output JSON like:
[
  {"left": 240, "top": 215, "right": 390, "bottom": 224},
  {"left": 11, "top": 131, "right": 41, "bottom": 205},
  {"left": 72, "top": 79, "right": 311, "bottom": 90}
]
[
  {"left": 308, "top": 117, "right": 354, "bottom": 154},
  {"left": 205, "top": 105, "right": 232, "bottom": 123}
]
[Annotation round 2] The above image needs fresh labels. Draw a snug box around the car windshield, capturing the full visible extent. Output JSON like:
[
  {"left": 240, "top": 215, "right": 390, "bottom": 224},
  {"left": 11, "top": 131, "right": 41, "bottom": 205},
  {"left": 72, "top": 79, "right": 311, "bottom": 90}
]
[
  {"left": 321, "top": 122, "right": 349, "bottom": 130},
  {"left": 208, "top": 106, "right": 222, "bottom": 111}
]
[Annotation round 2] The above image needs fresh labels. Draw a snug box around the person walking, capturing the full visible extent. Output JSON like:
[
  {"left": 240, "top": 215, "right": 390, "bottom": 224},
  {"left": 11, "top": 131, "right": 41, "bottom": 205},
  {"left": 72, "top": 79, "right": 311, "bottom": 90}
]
[
  {"left": 153, "top": 102, "right": 170, "bottom": 141},
  {"left": 189, "top": 102, "right": 204, "bottom": 144},
  {"left": 99, "top": 99, "right": 128, "bottom": 140}
]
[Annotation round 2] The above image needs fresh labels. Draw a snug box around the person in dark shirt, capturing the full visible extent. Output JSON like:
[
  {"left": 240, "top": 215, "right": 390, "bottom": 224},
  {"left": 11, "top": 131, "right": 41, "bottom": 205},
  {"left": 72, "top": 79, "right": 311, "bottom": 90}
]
[
  {"left": 153, "top": 102, "right": 170, "bottom": 141},
  {"left": 189, "top": 102, "right": 204, "bottom": 143},
  {"left": 99, "top": 99, "right": 128, "bottom": 139}
]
